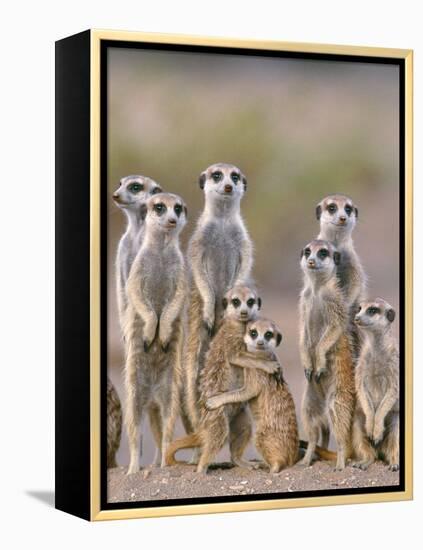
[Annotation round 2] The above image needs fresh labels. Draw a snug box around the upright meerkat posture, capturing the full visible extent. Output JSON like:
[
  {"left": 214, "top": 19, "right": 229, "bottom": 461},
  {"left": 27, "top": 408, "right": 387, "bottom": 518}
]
[
  {"left": 113, "top": 175, "right": 163, "bottom": 330},
  {"left": 206, "top": 318, "right": 299, "bottom": 473},
  {"left": 299, "top": 239, "right": 355, "bottom": 470},
  {"left": 107, "top": 377, "right": 122, "bottom": 468},
  {"left": 166, "top": 286, "right": 279, "bottom": 473},
  {"left": 124, "top": 193, "right": 187, "bottom": 474},
  {"left": 352, "top": 298, "right": 399, "bottom": 471},
  {"left": 185, "top": 163, "right": 253, "bottom": 430}
]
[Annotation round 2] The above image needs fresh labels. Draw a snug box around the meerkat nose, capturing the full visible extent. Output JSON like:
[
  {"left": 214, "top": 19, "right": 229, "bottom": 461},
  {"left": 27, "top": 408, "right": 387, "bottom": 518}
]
[
  {"left": 307, "top": 259, "right": 315, "bottom": 267},
  {"left": 168, "top": 218, "right": 177, "bottom": 225},
  {"left": 339, "top": 216, "right": 347, "bottom": 223},
  {"left": 113, "top": 193, "right": 119, "bottom": 199},
  {"left": 256, "top": 340, "right": 265, "bottom": 347},
  {"left": 224, "top": 184, "right": 233, "bottom": 193}
]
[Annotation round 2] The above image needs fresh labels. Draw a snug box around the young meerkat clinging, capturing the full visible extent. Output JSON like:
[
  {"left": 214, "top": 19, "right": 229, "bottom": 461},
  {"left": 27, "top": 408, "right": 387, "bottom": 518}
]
[
  {"left": 206, "top": 318, "right": 299, "bottom": 473},
  {"left": 184, "top": 163, "right": 253, "bottom": 431},
  {"left": 113, "top": 175, "right": 163, "bottom": 331},
  {"left": 316, "top": 194, "right": 366, "bottom": 357},
  {"left": 166, "top": 285, "right": 279, "bottom": 473},
  {"left": 352, "top": 298, "right": 399, "bottom": 471},
  {"left": 124, "top": 192, "right": 188, "bottom": 474},
  {"left": 299, "top": 239, "right": 355, "bottom": 470}
]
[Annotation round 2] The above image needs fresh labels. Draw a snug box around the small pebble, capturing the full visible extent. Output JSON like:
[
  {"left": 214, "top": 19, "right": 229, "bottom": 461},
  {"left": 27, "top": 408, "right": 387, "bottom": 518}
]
[
  {"left": 151, "top": 489, "right": 160, "bottom": 496},
  {"left": 142, "top": 470, "right": 151, "bottom": 480},
  {"left": 229, "top": 485, "right": 244, "bottom": 491},
  {"left": 264, "top": 479, "right": 272, "bottom": 486}
]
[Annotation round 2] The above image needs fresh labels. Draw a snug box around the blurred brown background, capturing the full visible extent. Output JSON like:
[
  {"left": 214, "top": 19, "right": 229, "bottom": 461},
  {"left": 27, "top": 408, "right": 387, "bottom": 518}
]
[{"left": 106, "top": 47, "right": 399, "bottom": 468}]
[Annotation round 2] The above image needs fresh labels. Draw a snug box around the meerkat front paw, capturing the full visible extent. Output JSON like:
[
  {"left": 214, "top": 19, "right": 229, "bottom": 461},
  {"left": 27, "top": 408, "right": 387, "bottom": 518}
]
[
  {"left": 389, "top": 463, "right": 399, "bottom": 472},
  {"left": 272, "top": 366, "right": 284, "bottom": 384},
  {"left": 143, "top": 319, "right": 158, "bottom": 351},
  {"left": 158, "top": 327, "right": 172, "bottom": 352},
  {"left": 372, "top": 425, "right": 384, "bottom": 446},
  {"left": 304, "top": 368, "right": 313, "bottom": 382},
  {"left": 365, "top": 419, "right": 374, "bottom": 440},
  {"left": 206, "top": 396, "right": 222, "bottom": 410}
]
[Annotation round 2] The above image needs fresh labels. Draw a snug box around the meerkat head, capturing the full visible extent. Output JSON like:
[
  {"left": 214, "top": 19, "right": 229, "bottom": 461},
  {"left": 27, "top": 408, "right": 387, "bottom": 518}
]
[
  {"left": 244, "top": 318, "right": 282, "bottom": 353},
  {"left": 354, "top": 298, "right": 396, "bottom": 332},
  {"left": 316, "top": 194, "right": 358, "bottom": 235},
  {"left": 300, "top": 239, "right": 340, "bottom": 277},
  {"left": 197, "top": 163, "right": 247, "bottom": 203},
  {"left": 113, "top": 175, "right": 162, "bottom": 210},
  {"left": 222, "top": 285, "right": 261, "bottom": 322},
  {"left": 142, "top": 192, "right": 187, "bottom": 236}
]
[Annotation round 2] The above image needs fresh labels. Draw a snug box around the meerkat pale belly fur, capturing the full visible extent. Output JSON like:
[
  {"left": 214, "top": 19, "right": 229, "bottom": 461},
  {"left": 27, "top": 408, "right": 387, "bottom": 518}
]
[
  {"left": 166, "top": 286, "right": 279, "bottom": 473},
  {"left": 206, "top": 318, "right": 299, "bottom": 473},
  {"left": 107, "top": 377, "right": 122, "bottom": 468},
  {"left": 316, "top": 194, "right": 366, "bottom": 358},
  {"left": 299, "top": 239, "right": 355, "bottom": 471},
  {"left": 352, "top": 298, "right": 399, "bottom": 471},
  {"left": 113, "top": 175, "right": 163, "bottom": 332},
  {"left": 124, "top": 193, "right": 188, "bottom": 474},
  {"left": 184, "top": 163, "right": 253, "bottom": 431}
]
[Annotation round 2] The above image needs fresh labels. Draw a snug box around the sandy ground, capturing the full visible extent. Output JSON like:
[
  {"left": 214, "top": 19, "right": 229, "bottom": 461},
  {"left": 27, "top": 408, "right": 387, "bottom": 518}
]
[{"left": 107, "top": 461, "right": 399, "bottom": 503}]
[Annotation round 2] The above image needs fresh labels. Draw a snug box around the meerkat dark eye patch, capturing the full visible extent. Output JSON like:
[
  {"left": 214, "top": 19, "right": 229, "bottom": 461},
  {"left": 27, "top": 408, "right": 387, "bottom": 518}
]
[
  {"left": 327, "top": 203, "right": 337, "bottom": 214},
  {"left": 303, "top": 248, "right": 311, "bottom": 258},
  {"left": 151, "top": 186, "right": 162, "bottom": 195},
  {"left": 367, "top": 306, "right": 380, "bottom": 316},
  {"left": 174, "top": 204, "right": 182, "bottom": 217},
  {"left": 211, "top": 171, "right": 223, "bottom": 182},
  {"left": 230, "top": 172, "right": 240, "bottom": 184},
  {"left": 318, "top": 248, "right": 329, "bottom": 259},
  {"left": 232, "top": 298, "right": 241, "bottom": 308},
  {"left": 246, "top": 298, "right": 255, "bottom": 308},
  {"left": 249, "top": 329, "right": 258, "bottom": 339},
  {"left": 153, "top": 203, "right": 166, "bottom": 215},
  {"left": 264, "top": 331, "right": 273, "bottom": 341},
  {"left": 345, "top": 204, "right": 353, "bottom": 216},
  {"left": 386, "top": 308, "right": 396, "bottom": 322},
  {"left": 128, "top": 182, "right": 143, "bottom": 193}
]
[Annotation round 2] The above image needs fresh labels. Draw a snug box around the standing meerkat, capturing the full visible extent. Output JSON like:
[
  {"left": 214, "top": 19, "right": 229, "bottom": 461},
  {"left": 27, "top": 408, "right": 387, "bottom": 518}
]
[
  {"left": 107, "top": 377, "right": 122, "bottom": 468},
  {"left": 316, "top": 194, "right": 366, "bottom": 357},
  {"left": 206, "top": 318, "right": 299, "bottom": 473},
  {"left": 113, "top": 175, "right": 163, "bottom": 331},
  {"left": 166, "top": 286, "right": 279, "bottom": 473},
  {"left": 124, "top": 192, "right": 188, "bottom": 474},
  {"left": 352, "top": 298, "right": 399, "bottom": 471},
  {"left": 299, "top": 239, "right": 355, "bottom": 470},
  {"left": 185, "top": 163, "right": 253, "bottom": 430}
]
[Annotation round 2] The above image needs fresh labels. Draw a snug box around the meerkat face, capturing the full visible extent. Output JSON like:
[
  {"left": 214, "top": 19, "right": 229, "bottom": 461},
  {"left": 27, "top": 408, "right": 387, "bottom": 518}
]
[
  {"left": 143, "top": 193, "right": 187, "bottom": 235},
  {"left": 222, "top": 285, "right": 261, "bottom": 322},
  {"left": 300, "top": 239, "right": 340, "bottom": 275},
  {"left": 198, "top": 163, "right": 247, "bottom": 202},
  {"left": 244, "top": 318, "right": 282, "bottom": 353},
  {"left": 113, "top": 175, "right": 162, "bottom": 210},
  {"left": 316, "top": 194, "right": 358, "bottom": 233},
  {"left": 354, "top": 298, "right": 396, "bottom": 331}
]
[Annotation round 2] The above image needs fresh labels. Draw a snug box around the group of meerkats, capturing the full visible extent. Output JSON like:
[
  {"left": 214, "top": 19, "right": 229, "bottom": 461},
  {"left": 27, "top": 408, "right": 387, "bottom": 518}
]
[{"left": 107, "top": 162, "right": 399, "bottom": 479}]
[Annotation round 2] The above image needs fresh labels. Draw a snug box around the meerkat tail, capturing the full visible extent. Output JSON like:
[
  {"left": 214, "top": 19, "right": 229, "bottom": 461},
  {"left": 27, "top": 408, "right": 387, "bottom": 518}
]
[
  {"left": 299, "top": 440, "right": 337, "bottom": 461},
  {"left": 165, "top": 433, "right": 201, "bottom": 466}
]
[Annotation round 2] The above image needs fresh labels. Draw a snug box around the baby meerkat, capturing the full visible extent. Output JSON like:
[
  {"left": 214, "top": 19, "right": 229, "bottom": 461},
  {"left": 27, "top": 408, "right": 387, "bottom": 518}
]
[
  {"left": 124, "top": 193, "right": 188, "bottom": 474},
  {"left": 185, "top": 163, "right": 253, "bottom": 430},
  {"left": 299, "top": 239, "right": 355, "bottom": 470},
  {"left": 316, "top": 194, "right": 366, "bottom": 357},
  {"left": 113, "top": 175, "right": 163, "bottom": 330},
  {"left": 107, "top": 377, "right": 122, "bottom": 468},
  {"left": 206, "top": 318, "right": 299, "bottom": 473},
  {"left": 166, "top": 285, "right": 279, "bottom": 473},
  {"left": 352, "top": 298, "right": 399, "bottom": 471}
]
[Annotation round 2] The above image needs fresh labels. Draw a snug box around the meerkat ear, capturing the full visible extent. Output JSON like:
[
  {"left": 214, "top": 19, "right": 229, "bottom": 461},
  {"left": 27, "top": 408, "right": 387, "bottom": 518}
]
[
  {"left": 276, "top": 333, "right": 282, "bottom": 347},
  {"left": 354, "top": 207, "right": 359, "bottom": 219},
  {"left": 140, "top": 203, "right": 148, "bottom": 220},
  {"left": 222, "top": 298, "right": 228, "bottom": 309},
  {"left": 184, "top": 205, "right": 188, "bottom": 219},
  {"left": 386, "top": 308, "right": 396, "bottom": 323},
  {"left": 198, "top": 172, "right": 206, "bottom": 190},
  {"left": 242, "top": 175, "right": 247, "bottom": 191},
  {"left": 300, "top": 248, "right": 305, "bottom": 259},
  {"left": 152, "top": 186, "right": 162, "bottom": 195},
  {"left": 333, "top": 251, "right": 341, "bottom": 265},
  {"left": 316, "top": 204, "right": 322, "bottom": 220},
  {"left": 257, "top": 297, "right": 262, "bottom": 310}
]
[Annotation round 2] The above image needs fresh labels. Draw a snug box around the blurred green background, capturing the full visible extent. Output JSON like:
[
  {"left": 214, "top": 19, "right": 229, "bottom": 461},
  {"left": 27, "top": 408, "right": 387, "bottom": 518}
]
[{"left": 106, "top": 47, "right": 399, "bottom": 470}]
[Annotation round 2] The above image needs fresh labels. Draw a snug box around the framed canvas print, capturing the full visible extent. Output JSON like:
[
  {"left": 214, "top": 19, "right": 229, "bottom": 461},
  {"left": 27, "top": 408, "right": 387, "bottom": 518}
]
[{"left": 55, "top": 29, "right": 413, "bottom": 521}]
